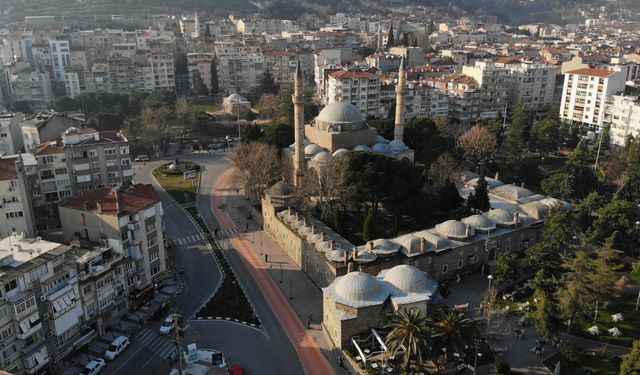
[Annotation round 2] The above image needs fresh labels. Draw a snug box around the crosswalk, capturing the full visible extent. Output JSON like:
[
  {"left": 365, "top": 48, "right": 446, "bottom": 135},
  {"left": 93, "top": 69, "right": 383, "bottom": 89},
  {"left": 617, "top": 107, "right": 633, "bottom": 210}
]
[
  {"left": 169, "top": 227, "right": 243, "bottom": 247},
  {"left": 134, "top": 327, "right": 175, "bottom": 360}
]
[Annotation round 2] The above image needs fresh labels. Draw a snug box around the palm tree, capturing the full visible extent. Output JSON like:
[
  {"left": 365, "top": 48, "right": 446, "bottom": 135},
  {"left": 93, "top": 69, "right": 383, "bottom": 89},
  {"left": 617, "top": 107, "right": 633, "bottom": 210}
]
[
  {"left": 434, "top": 309, "right": 472, "bottom": 361},
  {"left": 384, "top": 308, "right": 432, "bottom": 372}
]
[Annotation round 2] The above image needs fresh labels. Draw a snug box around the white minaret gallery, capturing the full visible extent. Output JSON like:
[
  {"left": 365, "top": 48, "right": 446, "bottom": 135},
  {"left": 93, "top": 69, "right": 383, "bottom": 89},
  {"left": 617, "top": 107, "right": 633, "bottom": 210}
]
[
  {"left": 394, "top": 57, "right": 407, "bottom": 141},
  {"left": 292, "top": 60, "right": 305, "bottom": 187}
]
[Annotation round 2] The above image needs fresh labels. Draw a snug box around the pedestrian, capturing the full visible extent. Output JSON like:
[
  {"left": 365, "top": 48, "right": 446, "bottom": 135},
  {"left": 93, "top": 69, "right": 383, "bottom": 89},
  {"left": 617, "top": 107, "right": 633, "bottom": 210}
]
[
  {"left": 236, "top": 188, "right": 240, "bottom": 195},
  {"left": 245, "top": 222, "right": 249, "bottom": 232}
]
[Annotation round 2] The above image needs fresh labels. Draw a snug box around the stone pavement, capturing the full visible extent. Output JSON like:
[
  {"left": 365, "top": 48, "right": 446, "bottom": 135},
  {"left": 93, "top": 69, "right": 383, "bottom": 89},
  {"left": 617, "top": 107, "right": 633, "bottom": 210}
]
[
  {"left": 212, "top": 170, "right": 346, "bottom": 375},
  {"left": 445, "top": 273, "right": 555, "bottom": 374}
]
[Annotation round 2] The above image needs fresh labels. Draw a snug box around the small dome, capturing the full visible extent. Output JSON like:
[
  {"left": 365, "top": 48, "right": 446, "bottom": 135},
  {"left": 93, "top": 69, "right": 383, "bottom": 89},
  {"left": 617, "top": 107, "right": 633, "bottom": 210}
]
[
  {"left": 316, "top": 102, "right": 364, "bottom": 124},
  {"left": 326, "top": 248, "right": 349, "bottom": 262},
  {"left": 352, "top": 249, "right": 377, "bottom": 263},
  {"left": 435, "top": 220, "right": 473, "bottom": 240},
  {"left": 363, "top": 239, "right": 400, "bottom": 256},
  {"left": 332, "top": 148, "right": 350, "bottom": 158},
  {"left": 462, "top": 214, "right": 496, "bottom": 232},
  {"left": 372, "top": 143, "right": 392, "bottom": 154},
  {"left": 383, "top": 265, "right": 436, "bottom": 294},
  {"left": 312, "top": 151, "right": 333, "bottom": 163},
  {"left": 490, "top": 184, "right": 534, "bottom": 201},
  {"left": 521, "top": 201, "right": 550, "bottom": 220},
  {"left": 335, "top": 272, "right": 380, "bottom": 301},
  {"left": 395, "top": 234, "right": 425, "bottom": 256},
  {"left": 389, "top": 139, "right": 409, "bottom": 152},
  {"left": 376, "top": 135, "right": 389, "bottom": 144},
  {"left": 267, "top": 181, "right": 293, "bottom": 197},
  {"left": 466, "top": 177, "right": 504, "bottom": 190},
  {"left": 487, "top": 208, "right": 515, "bottom": 226},
  {"left": 538, "top": 197, "right": 572, "bottom": 210},
  {"left": 353, "top": 145, "right": 372, "bottom": 152},
  {"left": 227, "top": 93, "right": 244, "bottom": 101},
  {"left": 304, "top": 143, "right": 323, "bottom": 156}
]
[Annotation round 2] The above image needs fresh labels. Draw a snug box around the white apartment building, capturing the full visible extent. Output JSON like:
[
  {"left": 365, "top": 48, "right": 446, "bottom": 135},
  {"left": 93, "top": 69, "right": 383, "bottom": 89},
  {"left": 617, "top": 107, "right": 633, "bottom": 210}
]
[
  {"left": 214, "top": 44, "right": 264, "bottom": 95},
  {"left": 49, "top": 38, "right": 71, "bottom": 82},
  {"left": 8, "top": 70, "right": 53, "bottom": 109},
  {"left": 0, "top": 113, "right": 25, "bottom": 156},
  {"left": 0, "top": 155, "right": 36, "bottom": 238},
  {"left": 187, "top": 53, "right": 214, "bottom": 94},
  {"left": 405, "top": 82, "right": 449, "bottom": 120},
  {"left": 63, "top": 67, "right": 89, "bottom": 98},
  {"left": 263, "top": 50, "right": 313, "bottom": 89},
  {"left": 145, "top": 51, "right": 175, "bottom": 92},
  {"left": 604, "top": 95, "right": 640, "bottom": 147},
  {"left": 425, "top": 72, "right": 481, "bottom": 126},
  {"left": 236, "top": 19, "right": 299, "bottom": 35},
  {"left": 326, "top": 68, "right": 383, "bottom": 118},
  {"left": 1, "top": 35, "right": 34, "bottom": 65},
  {"left": 59, "top": 184, "right": 167, "bottom": 295},
  {"left": 560, "top": 68, "right": 627, "bottom": 131},
  {"left": 462, "top": 61, "right": 510, "bottom": 119}
]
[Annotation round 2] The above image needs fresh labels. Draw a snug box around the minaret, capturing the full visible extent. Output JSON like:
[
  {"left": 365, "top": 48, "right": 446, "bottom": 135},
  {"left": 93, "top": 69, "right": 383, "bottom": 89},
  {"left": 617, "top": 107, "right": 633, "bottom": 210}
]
[
  {"left": 394, "top": 57, "right": 406, "bottom": 141},
  {"left": 292, "top": 61, "right": 305, "bottom": 187}
]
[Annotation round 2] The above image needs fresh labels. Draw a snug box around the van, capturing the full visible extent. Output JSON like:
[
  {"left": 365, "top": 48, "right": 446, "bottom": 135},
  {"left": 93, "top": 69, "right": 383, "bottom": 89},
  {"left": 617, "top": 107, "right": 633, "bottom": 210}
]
[
  {"left": 105, "top": 336, "right": 129, "bottom": 360},
  {"left": 134, "top": 155, "right": 150, "bottom": 162}
]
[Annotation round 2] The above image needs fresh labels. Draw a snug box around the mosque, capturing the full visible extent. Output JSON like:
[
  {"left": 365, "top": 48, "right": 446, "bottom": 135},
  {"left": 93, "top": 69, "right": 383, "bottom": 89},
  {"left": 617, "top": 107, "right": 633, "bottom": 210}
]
[
  {"left": 261, "top": 63, "right": 571, "bottom": 349},
  {"left": 287, "top": 59, "right": 414, "bottom": 187}
]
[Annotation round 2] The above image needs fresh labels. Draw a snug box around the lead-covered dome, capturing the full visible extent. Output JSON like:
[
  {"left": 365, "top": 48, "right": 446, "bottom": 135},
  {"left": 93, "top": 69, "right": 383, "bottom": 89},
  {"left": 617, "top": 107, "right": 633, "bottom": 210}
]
[
  {"left": 435, "top": 220, "right": 473, "bottom": 240},
  {"left": 353, "top": 145, "right": 372, "bottom": 152},
  {"left": 389, "top": 139, "right": 409, "bottom": 152},
  {"left": 462, "top": 214, "right": 496, "bottom": 232},
  {"left": 316, "top": 102, "right": 364, "bottom": 125},
  {"left": 383, "top": 265, "right": 436, "bottom": 294},
  {"left": 312, "top": 151, "right": 333, "bottom": 163},
  {"left": 335, "top": 272, "right": 381, "bottom": 301},
  {"left": 490, "top": 184, "right": 534, "bottom": 201},
  {"left": 304, "top": 143, "right": 323, "bottom": 156},
  {"left": 487, "top": 208, "right": 516, "bottom": 226},
  {"left": 332, "top": 148, "right": 350, "bottom": 158},
  {"left": 372, "top": 142, "right": 392, "bottom": 154}
]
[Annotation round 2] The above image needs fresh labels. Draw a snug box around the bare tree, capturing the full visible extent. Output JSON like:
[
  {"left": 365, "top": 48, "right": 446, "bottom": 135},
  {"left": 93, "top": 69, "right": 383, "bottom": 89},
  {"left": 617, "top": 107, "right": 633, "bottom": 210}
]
[
  {"left": 175, "top": 98, "right": 195, "bottom": 143},
  {"left": 229, "top": 142, "right": 282, "bottom": 202},
  {"left": 141, "top": 106, "right": 173, "bottom": 154},
  {"left": 294, "top": 161, "right": 352, "bottom": 221},
  {"left": 255, "top": 94, "right": 282, "bottom": 120},
  {"left": 456, "top": 125, "right": 498, "bottom": 169},
  {"left": 428, "top": 152, "right": 460, "bottom": 187}
]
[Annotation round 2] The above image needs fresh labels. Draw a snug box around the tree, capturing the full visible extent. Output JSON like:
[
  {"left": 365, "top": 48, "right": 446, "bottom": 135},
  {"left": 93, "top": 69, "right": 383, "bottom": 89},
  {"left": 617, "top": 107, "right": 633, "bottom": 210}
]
[
  {"left": 530, "top": 117, "right": 560, "bottom": 153},
  {"left": 506, "top": 103, "right": 531, "bottom": 159},
  {"left": 493, "top": 253, "right": 519, "bottom": 286},
  {"left": 619, "top": 340, "right": 640, "bottom": 375},
  {"left": 240, "top": 124, "right": 262, "bottom": 143},
  {"left": 436, "top": 178, "right": 463, "bottom": 212},
  {"left": 484, "top": 118, "right": 504, "bottom": 146},
  {"left": 456, "top": 125, "right": 497, "bottom": 170},
  {"left": 175, "top": 52, "right": 188, "bottom": 76},
  {"left": 362, "top": 211, "right": 374, "bottom": 241},
  {"left": 255, "top": 94, "right": 282, "bottom": 120},
  {"left": 433, "top": 309, "right": 471, "bottom": 360},
  {"left": 262, "top": 123, "right": 294, "bottom": 148},
  {"left": 191, "top": 71, "right": 208, "bottom": 97},
  {"left": 369, "top": 118, "right": 394, "bottom": 140},
  {"left": 12, "top": 101, "right": 33, "bottom": 113},
  {"left": 386, "top": 24, "right": 395, "bottom": 48},
  {"left": 144, "top": 90, "right": 176, "bottom": 109},
  {"left": 210, "top": 59, "right": 220, "bottom": 96},
  {"left": 587, "top": 199, "right": 634, "bottom": 250},
  {"left": 543, "top": 205, "right": 577, "bottom": 254},
  {"left": 568, "top": 139, "right": 589, "bottom": 167},
  {"left": 428, "top": 152, "right": 460, "bottom": 187},
  {"left": 524, "top": 243, "right": 561, "bottom": 277},
  {"left": 404, "top": 117, "right": 455, "bottom": 166},
  {"left": 141, "top": 107, "right": 173, "bottom": 153},
  {"left": 530, "top": 270, "right": 559, "bottom": 339},
  {"left": 257, "top": 69, "right": 279, "bottom": 96},
  {"left": 496, "top": 362, "right": 511, "bottom": 375},
  {"left": 88, "top": 113, "right": 123, "bottom": 131},
  {"left": 384, "top": 308, "right": 431, "bottom": 372},
  {"left": 277, "top": 88, "right": 294, "bottom": 125},
  {"left": 618, "top": 137, "right": 640, "bottom": 201},
  {"left": 52, "top": 96, "right": 81, "bottom": 112},
  {"left": 229, "top": 142, "right": 282, "bottom": 201},
  {"left": 204, "top": 24, "right": 211, "bottom": 40},
  {"left": 468, "top": 174, "right": 490, "bottom": 212},
  {"left": 540, "top": 172, "right": 575, "bottom": 201}
]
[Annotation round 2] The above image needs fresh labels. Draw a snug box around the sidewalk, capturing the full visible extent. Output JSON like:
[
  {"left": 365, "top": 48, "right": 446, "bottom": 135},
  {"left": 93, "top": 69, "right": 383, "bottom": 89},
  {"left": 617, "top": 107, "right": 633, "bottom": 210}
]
[{"left": 211, "top": 169, "right": 344, "bottom": 375}]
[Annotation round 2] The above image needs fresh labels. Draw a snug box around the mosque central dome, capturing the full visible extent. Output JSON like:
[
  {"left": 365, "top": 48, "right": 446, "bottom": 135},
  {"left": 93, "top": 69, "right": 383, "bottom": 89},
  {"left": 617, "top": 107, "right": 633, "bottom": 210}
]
[{"left": 316, "top": 102, "right": 364, "bottom": 125}]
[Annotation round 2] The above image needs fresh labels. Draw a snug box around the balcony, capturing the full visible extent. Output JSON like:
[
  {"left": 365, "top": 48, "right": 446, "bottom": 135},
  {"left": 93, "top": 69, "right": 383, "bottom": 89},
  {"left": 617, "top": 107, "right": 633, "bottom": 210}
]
[
  {"left": 127, "top": 222, "right": 140, "bottom": 231},
  {"left": 45, "top": 276, "right": 78, "bottom": 301}
]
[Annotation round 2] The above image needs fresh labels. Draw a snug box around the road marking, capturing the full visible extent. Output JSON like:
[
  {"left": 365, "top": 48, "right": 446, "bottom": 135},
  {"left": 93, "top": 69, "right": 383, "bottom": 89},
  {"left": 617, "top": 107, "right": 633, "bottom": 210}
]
[
  {"left": 136, "top": 328, "right": 154, "bottom": 343},
  {"left": 188, "top": 235, "right": 197, "bottom": 242},
  {"left": 140, "top": 353, "right": 155, "bottom": 369},
  {"left": 110, "top": 345, "right": 145, "bottom": 374},
  {"left": 178, "top": 238, "right": 185, "bottom": 245}
]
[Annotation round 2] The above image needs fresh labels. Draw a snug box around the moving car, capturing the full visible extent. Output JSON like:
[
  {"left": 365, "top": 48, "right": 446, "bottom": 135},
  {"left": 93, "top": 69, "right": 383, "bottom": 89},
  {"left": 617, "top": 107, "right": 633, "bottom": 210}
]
[
  {"left": 159, "top": 315, "right": 175, "bottom": 335},
  {"left": 230, "top": 365, "right": 245, "bottom": 375},
  {"left": 134, "top": 155, "right": 150, "bottom": 162},
  {"left": 79, "top": 358, "right": 106, "bottom": 375},
  {"left": 105, "top": 336, "right": 130, "bottom": 360}
]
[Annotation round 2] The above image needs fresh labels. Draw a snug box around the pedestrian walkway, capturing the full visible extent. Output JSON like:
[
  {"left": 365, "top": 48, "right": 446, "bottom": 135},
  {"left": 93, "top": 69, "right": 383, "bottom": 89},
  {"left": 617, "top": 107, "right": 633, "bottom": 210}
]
[
  {"left": 134, "top": 327, "right": 175, "bottom": 360},
  {"left": 211, "top": 169, "right": 343, "bottom": 375},
  {"left": 170, "top": 233, "right": 205, "bottom": 246}
]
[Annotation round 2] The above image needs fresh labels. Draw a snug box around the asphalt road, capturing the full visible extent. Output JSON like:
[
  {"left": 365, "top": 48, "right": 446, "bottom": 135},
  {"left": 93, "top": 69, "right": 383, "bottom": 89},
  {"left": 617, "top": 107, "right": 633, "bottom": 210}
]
[{"left": 103, "top": 153, "right": 304, "bottom": 375}]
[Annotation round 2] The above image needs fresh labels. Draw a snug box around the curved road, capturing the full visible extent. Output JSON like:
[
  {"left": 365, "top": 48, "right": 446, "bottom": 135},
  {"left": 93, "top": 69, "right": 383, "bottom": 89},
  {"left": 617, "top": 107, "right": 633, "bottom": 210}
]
[{"left": 104, "top": 153, "right": 304, "bottom": 375}]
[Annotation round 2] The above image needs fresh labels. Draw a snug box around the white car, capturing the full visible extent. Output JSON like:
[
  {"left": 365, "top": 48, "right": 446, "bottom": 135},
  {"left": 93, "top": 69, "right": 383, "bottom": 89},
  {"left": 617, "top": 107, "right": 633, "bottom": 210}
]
[
  {"left": 79, "top": 358, "right": 106, "bottom": 375},
  {"left": 105, "top": 336, "right": 129, "bottom": 360},
  {"left": 159, "top": 315, "right": 175, "bottom": 335}
]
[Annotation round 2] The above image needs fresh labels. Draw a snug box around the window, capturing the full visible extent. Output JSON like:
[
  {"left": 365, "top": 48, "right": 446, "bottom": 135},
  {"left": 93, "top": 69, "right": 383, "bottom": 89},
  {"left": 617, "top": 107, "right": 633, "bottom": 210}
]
[
  {"left": 107, "top": 171, "right": 119, "bottom": 178},
  {"left": 146, "top": 222, "right": 156, "bottom": 233},
  {"left": 104, "top": 148, "right": 116, "bottom": 155},
  {"left": 120, "top": 147, "right": 129, "bottom": 154},
  {"left": 3, "top": 279, "right": 17, "bottom": 293},
  {"left": 83, "top": 285, "right": 92, "bottom": 294},
  {"left": 54, "top": 168, "right": 67, "bottom": 175},
  {"left": 121, "top": 159, "right": 130, "bottom": 165},
  {"left": 505, "top": 245, "right": 511, "bottom": 252},
  {"left": 147, "top": 237, "right": 157, "bottom": 247},
  {"left": 0, "top": 133, "right": 7, "bottom": 138},
  {"left": 150, "top": 251, "right": 159, "bottom": 262},
  {"left": 0, "top": 326, "right": 13, "bottom": 340},
  {"left": 14, "top": 296, "right": 36, "bottom": 315},
  {"left": 89, "top": 150, "right": 98, "bottom": 157},
  {"left": 29, "top": 264, "right": 48, "bottom": 283},
  {"left": 2, "top": 344, "right": 16, "bottom": 360},
  {"left": 5, "top": 211, "right": 24, "bottom": 219},
  {"left": 468, "top": 255, "right": 477, "bottom": 265},
  {"left": 442, "top": 264, "right": 448, "bottom": 274},
  {"left": 457, "top": 260, "right": 464, "bottom": 269}
]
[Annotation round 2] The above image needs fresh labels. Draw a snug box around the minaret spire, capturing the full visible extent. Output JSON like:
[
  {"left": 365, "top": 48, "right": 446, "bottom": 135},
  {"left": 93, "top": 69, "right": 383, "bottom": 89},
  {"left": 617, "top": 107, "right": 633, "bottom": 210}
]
[
  {"left": 292, "top": 60, "right": 305, "bottom": 187},
  {"left": 394, "top": 57, "right": 406, "bottom": 141}
]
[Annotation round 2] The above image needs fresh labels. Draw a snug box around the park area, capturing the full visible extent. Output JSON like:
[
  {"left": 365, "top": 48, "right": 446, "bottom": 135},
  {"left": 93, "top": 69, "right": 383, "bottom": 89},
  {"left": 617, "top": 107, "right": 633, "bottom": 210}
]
[
  {"left": 543, "top": 348, "right": 621, "bottom": 375},
  {"left": 152, "top": 161, "right": 201, "bottom": 204}
]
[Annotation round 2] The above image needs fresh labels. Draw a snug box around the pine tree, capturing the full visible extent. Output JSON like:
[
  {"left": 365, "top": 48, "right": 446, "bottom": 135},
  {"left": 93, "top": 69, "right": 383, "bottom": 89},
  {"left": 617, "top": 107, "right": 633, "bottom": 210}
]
[
  {"left": 204, "top": 24, "right": 211, "bottom": 40},
  {"left": 470, "top": 174, "right": 490, "bottom": 212},
  {"left": 257, "top": 69, "right": 279, "bottom": 96},
  {"left": 386, "top": 24, "right": 395, "bottom": 48},
  {"left": 210, "top": 58, "right": 219, "bottom": 96},
  {"left": 363, "top": 211, "right": 374, "bottom": 241}
]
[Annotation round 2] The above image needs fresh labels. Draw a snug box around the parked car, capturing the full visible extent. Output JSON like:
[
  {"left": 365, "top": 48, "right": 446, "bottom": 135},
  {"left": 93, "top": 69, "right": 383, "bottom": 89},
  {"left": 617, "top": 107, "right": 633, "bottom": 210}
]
[
  {"left": 105, "top": 336, "right": 130, "bottom": 360},
  {"left": 159, "top": 315, "right": 175, "bottom": 335},
  {"left": 134, "top": 155, "right": 150, "bottom": 162},
  {"left": 230, "top": 365, "right": 245, "bottom": 375},
  {"left": 79, "top": 358, "right": 106, "bottom": 375}
]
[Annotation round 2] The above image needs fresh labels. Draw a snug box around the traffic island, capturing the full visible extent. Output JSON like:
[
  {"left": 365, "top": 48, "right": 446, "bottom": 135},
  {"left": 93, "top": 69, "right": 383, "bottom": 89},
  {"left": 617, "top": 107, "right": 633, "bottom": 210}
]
[{"left": 152, "top": 161, "right": 201, "bottom": 204}]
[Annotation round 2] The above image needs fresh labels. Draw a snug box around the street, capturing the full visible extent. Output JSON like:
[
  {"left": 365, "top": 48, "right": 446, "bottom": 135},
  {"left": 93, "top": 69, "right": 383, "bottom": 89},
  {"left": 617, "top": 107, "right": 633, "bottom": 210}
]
[{"left": 102, "top": 153, "right": 304, "bottom": 375}]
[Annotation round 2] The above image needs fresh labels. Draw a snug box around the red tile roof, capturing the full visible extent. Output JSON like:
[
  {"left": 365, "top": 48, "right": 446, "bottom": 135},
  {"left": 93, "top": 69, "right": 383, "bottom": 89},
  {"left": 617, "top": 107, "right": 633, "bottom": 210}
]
[
  {"left": 329, "top": 70, "right": 378, "bottom": 79},
  {"left": 61, "top": 184, "right": 160, "bottom": 216},
  {"left": 0, "top": 158, "right": 17, "bottom": 181},
  {"left": 566, "top": 68, "right": 616, "bottom": 78},
  {"left": 35, "top": 141, "right": 64, "bottom": 155}
]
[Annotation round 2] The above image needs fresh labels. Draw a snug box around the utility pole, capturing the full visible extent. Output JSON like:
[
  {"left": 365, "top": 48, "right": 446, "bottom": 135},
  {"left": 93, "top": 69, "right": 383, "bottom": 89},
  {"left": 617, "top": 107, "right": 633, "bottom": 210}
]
[{"left": 173, "top": 313, "right": 183, "bottom": 375}]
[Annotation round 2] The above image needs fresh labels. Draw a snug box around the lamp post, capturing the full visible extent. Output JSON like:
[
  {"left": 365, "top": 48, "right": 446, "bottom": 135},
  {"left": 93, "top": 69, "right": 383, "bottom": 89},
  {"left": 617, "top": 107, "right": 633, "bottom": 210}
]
[
  {"left": 487, "top": 274, "right": 493, "bottom": 291},
  {"left": 472, "top": 337, "right": 483, "bottom": 375},
  {"left": 541, "top": 156, "right": 545, "bottom": 167}
]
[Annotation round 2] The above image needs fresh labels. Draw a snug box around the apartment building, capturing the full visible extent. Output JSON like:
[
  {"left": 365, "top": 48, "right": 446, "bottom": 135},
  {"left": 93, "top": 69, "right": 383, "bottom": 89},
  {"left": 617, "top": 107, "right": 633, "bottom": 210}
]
[
  {"left": 560, "top": 67, "right": 626, "bottom": 131},
  {"left": 59, "top": 184, "right": 167, "bottom": 297},
  {"left": 404, "top": 82, "right": 449, "bottom": 120},
  {"left": 0, "top": 113, "right": 25, "bottom": 155},
  {"left": 187, "top": 53, "right": 214, "bottom": 94},
  {"left": 64, "top": 66, "right": 90, "bottom": 98},
  {"left": 214, "top": 44, "right": 264, "bottom": 95},
  {"left": 388, "top": 46, "right": 425, "bottom": 68},
  {"left": 21, "top": 112, "right": 85, "bottom": 153},
  {"left": 365, "top": 53, "right": 402, "bottom": 73},
  {"left": 462, "top": 61, "right": 510, "bottom": 120},
  {"left": 0, "top": 155, "right": 36, "bottom": 238},
  {"left": 32, "top": 141, "right": 70, "bottom": 230},
  {"left": 263, "top": 50, "right": 313, "bottom": 89},
  {"left": 425, "top": 73, "right": 481, "bottom": 126},
  {"left": 325, "top": 68, "right": 383, "bottom": 118},
  {"left": 145, "top": 51, "right": 175, "bottom": 92},
  {"left": 61, "top": 128, "right": 133, "bottom": 194},
  {"left": 106, "top": 54, "right": 138, "bottom": 94},
  {"left": 235, "top": 19, "right": 299, "bottom": 35},
  {"left": 49, "top": 37, "right": 71, "bottom": 82},
  {"left": 1, "top": 34, "right": 34, "bottom": 65},
  {"left": 8, "top": 69, "right": 53, "bottom": 109},
  {"left": 604, "top": 95, "right": 640, "bottom": 147}
]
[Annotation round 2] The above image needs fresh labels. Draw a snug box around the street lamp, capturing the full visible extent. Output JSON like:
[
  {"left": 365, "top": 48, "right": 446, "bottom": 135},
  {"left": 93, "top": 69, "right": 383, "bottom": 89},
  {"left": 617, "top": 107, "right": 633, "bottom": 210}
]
[
  {"left": 487, "top": 274, "right": 493, "bottom": 290},
  {"left": 540, "top": 156, "right": 545, "bottom": 167}
]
